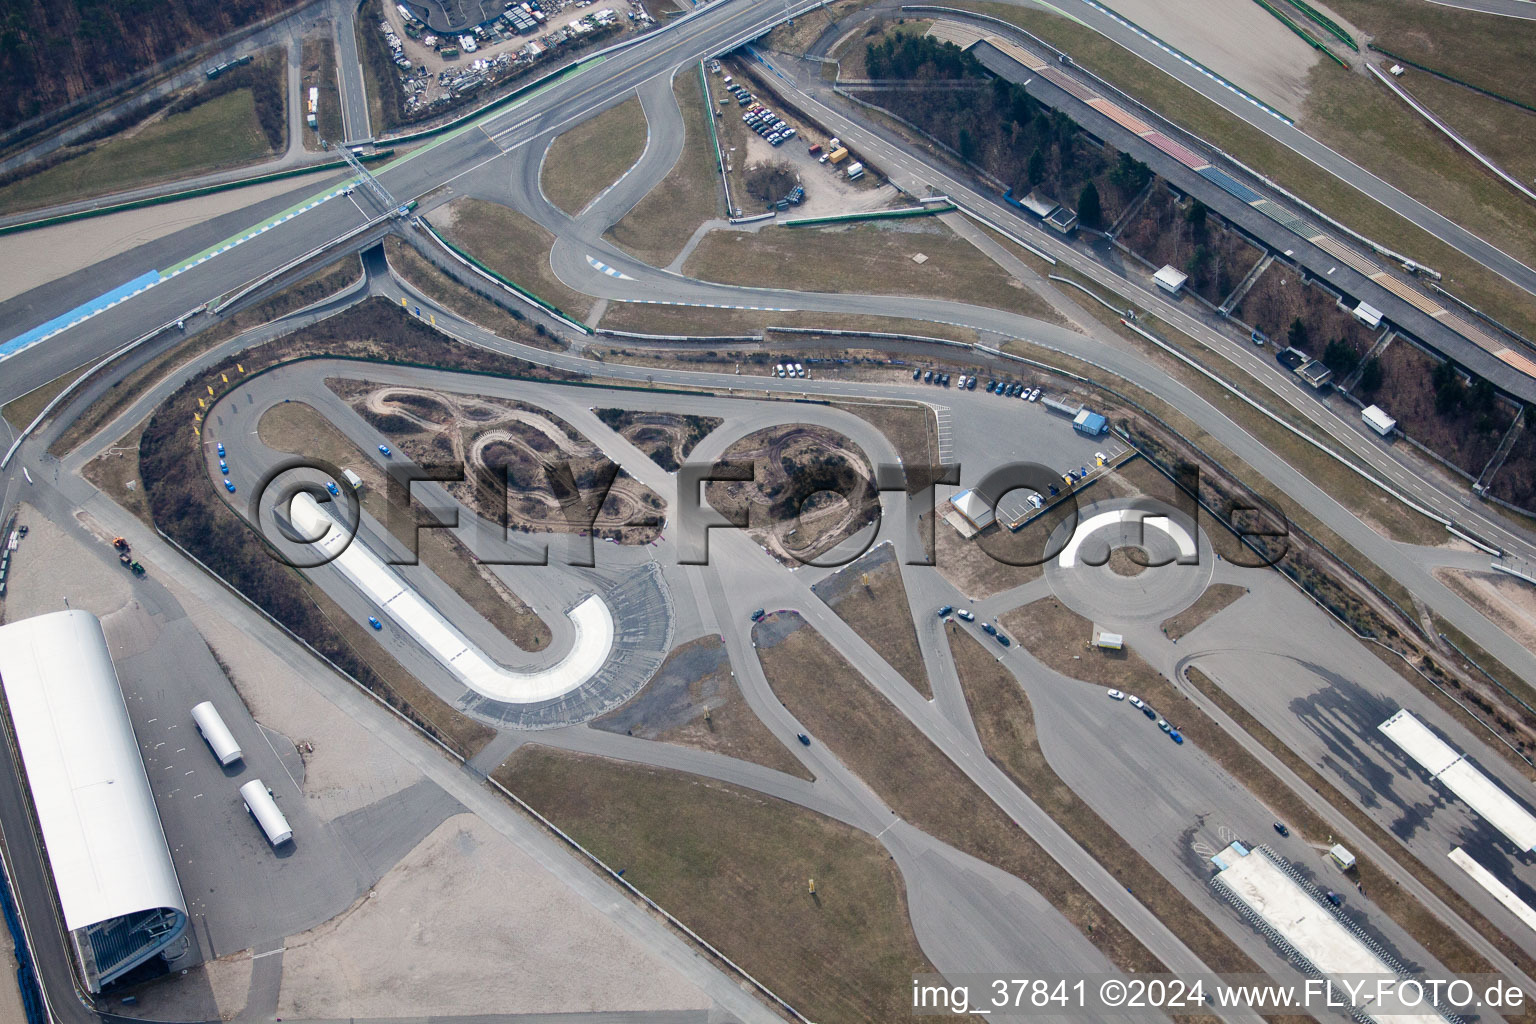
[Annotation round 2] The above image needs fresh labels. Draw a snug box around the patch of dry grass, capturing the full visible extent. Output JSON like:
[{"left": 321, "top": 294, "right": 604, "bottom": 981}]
[
  {"left": 540, "top": 96, "right": 647, "bottom": 215},
  {"left": 434, "top": 198, "right": 594, "bottom": 319}
]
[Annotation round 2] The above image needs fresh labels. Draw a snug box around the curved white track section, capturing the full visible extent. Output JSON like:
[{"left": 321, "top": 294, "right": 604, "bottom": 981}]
[
  {"left": 291, "top": 493, "right": 614, "bottom": 703},
  {"left": 1057, "top": 509, "right": 1197, "bottom": 568}
]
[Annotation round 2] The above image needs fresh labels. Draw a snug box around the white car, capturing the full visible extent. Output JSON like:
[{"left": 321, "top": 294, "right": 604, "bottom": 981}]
[
  {"left": 1107, "top": 689, "right": 1126, "bottom": 701},
  {"left": 1029, "top": 388, "right": 1042, "bottom": 401},
  {"left": 956, "top": 609, "right": 975, "bottom": 622},
  {"left": 1127, "top": 695, "right": 1145, "bottom": 709},
  {"left": 793, "top": 362, "right": 804, "bottom": 377},
  {"left": 774, "top": 363, "right": 785, "bottom": 376}
]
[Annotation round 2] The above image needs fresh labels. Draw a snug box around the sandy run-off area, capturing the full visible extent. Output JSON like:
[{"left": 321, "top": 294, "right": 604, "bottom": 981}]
[
  {"left": 0, "top": 174, "right": 316, "bottom": 304},
  {"left": 1079, "top": 0, "right": 1320, "bottom": 113},
  {"left": 276, "top": 813, "right": 713, "bottom": 1018}
]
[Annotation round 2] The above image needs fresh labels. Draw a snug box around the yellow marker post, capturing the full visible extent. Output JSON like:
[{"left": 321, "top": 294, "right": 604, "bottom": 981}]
[
  {"left": 221, "top": 373, "right": 229, "bottom": 383},
  {"left": 206, "top": 385, "right": 214, "bottom": 395},
  {"left": 430, "top": 315, "right": 435, "bottom": 326},
  {"left": 236, "top": 364, "right": 245, "bottom": 373},
  {"left": 197, "top": 398, "right": 205, "bottom": 408}
]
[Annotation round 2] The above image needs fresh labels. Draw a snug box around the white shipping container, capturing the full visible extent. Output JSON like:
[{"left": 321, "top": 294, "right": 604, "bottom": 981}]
[
  {"left": 240, "top": 780, "right": 294, "bottom": 846},
  {"left": 191, "top": 701, "right": 243, "bottom": 766}
]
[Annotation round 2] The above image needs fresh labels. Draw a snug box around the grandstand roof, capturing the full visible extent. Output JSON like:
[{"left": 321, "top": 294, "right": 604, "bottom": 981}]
[{"left": 0, "top": 610, "right": 186, "bottom": 932}]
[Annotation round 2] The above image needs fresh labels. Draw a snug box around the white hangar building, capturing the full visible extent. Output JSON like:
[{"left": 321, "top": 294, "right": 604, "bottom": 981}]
[{"left": 0, "top": 610, "right": 188, "bottom": 991}]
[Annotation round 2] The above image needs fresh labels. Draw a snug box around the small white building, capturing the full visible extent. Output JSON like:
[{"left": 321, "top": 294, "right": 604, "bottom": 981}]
[
  {"left": 1153, "top": 265, "right": 1188, "bottom": 295},
  {"left": 1362, "top": 405, "right": 1396, "bottom": 436},
  {"left": 1353, "top": 301, "right": 1382, "bottom": 329},
  {"left": 951, "top": 489, "right": 996, "bottom": 531}
]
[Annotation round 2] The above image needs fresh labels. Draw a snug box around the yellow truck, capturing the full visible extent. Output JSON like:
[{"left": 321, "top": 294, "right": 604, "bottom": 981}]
[{"left": 827, "top": 146, "right": 849, "bottom": 164}]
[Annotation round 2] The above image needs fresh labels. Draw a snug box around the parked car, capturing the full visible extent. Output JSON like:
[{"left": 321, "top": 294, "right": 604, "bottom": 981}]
[
  {"left": 965, "top": 377, "right": 977, "bottom": 390},
  {"left": 937, "top": 605, "right": 953, "bottom": 617},
  {"left": 1273, "top": 821, "right": 1290, "bottom": 837},
  {"left": 368, "top": 616, "right": 383, "bottom": 630},
  {"left": 216, "top": 442, "right": 225, "bottom": 457},
  {"left": 378, "top": 444, "right": 392, "bottom": 456},
  {"left": 751, "top": 608, "right": 766, "bottom": 622},
  {"left": 1158, "top": 718, "right": 1171, "bottom": 732},
  {"left": 913, "top": 368, "right": 922, "bottom": 380},
  {"left": 219, "top": 460, "right": 229, "bottom": 474},
  {"left": 981, "top": 623, "right": 997, "bottom": 635},
  {"left": 1127, "top": 695, "right": 1145, "bottom": 708},
  {"left": 956, "top": 609, "right": 975, "bottom": 622},
  {"left": 1142, "top": 705, "right": 1157, "bottom": 720},
  {"left": 1324, "top": 891, "right": 1343, "bottom": 907},
  {"left": 1107, "top": 688, "right": 1125, "bottom": 700},
  {"left": 1170, "top": 731, "right": 1184, "bottom": 745},
  {"left": 995, "top": 633, "right": 1011, "bottom": 647},
  {"left": 327, "top": 481, "right": 340, "bottom": 496}
]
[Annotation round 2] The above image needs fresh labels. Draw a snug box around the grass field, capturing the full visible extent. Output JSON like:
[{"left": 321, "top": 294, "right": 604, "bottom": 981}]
[
  {"left": 1, "top": 361, "right": 94, "bottom": 433},
  {"left": 540, "top": 96, "right": 647, "bottom": 215},
  {"left": 382, "top": 236, "right": 553, "bottom": 345},
  {"left": 495, "top": 745, "right": 935, "bottom": 1024},
  {"left": 949, "top": 627, "right": 1265, "bottom": 976},
  {"left": 604, "top": 70, "right": 721, "bottom": 268},
  {"left": 591, "top": 635, "right": 811, "bottom": 778},
  {"left": 257, "top": 400, "right": 553, "bottom": 652},
  {"left": 682, "top": 220, "right": 1062, "bottom": 321},
  {"left": 951, "top": 1, "right": 1536, "bottom": 342},
  {"left": 1392, "top": 72, "right": 1536, "bottom": 192},
  {"left": 596, "top": 301, "right": 979, "bottom": 342},
  {"left": 302, "top": 35, "right": 343, "bottom": 147},
  {"left": 0, "top": 89, "right": 274, "bottom": 214},
  {"left": 754, "top": 611, "right": 1166, "bottom": 975},
  {"left": 812, "top": 545, "right": 932, "bottom": 697},
  {"left": 434, "top": 198, "right": 594, "bottom": 320},
  {"left": 1159, "top": 582, "right": 1246, "bottom": 641}
]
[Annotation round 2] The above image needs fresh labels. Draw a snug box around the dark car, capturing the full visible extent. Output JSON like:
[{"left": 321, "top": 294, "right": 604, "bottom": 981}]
[
  {"left": 1324, "top": 891, "right": 1342, "bottom": 907},
  {"left": 1170, "top": 731, "right": 1184, "bottom": 744},
  {"left": 913, "top": 368, "right": 922, "bottom": 380},
  {"left": 751, "top": 608, "right": 766, "bottom": 622},
  {"left": 797, "top": 733, "right": 811, "bottom": 746},
  {"left": 995, "top": 633, "right": 1011, "bottom": 647},
  {"left": 1273, "top": 821, "right": 1290, "bottom": 837},
  {"left": 981, "top": 623, "right": 997, "bottom": 635},
  {"left": 937, "top": 605, "right": 953, "bottom": 617},
  {"left": 1142, "top": 705, "right": 1157, "bottom": 720}
]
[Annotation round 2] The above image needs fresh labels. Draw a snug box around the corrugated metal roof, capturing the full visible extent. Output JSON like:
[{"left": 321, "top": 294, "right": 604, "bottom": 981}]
[{"left": 0, "top": 611, "right": 186, "bottom": 931}]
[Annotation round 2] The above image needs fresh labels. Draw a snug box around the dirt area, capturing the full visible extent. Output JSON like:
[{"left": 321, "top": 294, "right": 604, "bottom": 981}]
[
  {"left": 1084, "top": 0, "right": 1317, "bottom": 112},
  {"left": 433, "top": 197, "right": 594, "bottom": 318},
  {"left": 591, "top": 634, "right": 811, "bottom": 778},
  {"left": 496, "top": 745, "right": 933, "bottom": 1024},
  {"left": 683, "top": 219, "right": 1058, "bottom": 320},
  {"left": 753, "top": 611, "right": 1165, "bottom": 976},
  {"left": 1159, "top": 582, "right": 1247, "bottom": 642},
  {"left": 999, "top": 598, "right": 1169, "bottom": 700},
  {"left": 1105, "top": 546, "right": 1148, "bottom": 577},
  {"left": 1433, "top": 569, "right": 1536, "bottom": 653},
  {"left": 760, "top": 0, "right": 871, "bottom": 56},
  {"left": 1371, "top": 337, "right": 1516, "bottom": 478},
  {"left": 603, "top": 69, "right": 722, "bottom": 268},
  {"left": 0, "top": 173, "right": 319, "bottom": 304},
  {"left": 931, "top": 510, "right": 1044, "bottom": 600},
  {"left": 831, "top": 400, "right": 938, "bottom": 487},
  {"left": 301, "top": 32, "right": 342, "bottom": 147},
  {"left": 82, "top": 422, "right": 151, "bottom": 525},
  {"left": 0, "top": 504, "right": 133, "bottom": 625},
  {"left": 382, "top": 235, "right": 555, "bottom": 345},
  {"left": 540, "top": 96, "right": 647, "bottom": 215},
  {"left": 276, "top": 812, "right": 711, "bottom": 1017},
  {"left": 704, "top": 423, "right": 879, "bottom": 565},
  {"left": 1118, "top": 184, "right": 1263, "bottom": 306},
  {"left": 374, "top": 0, "right": 644, "bottom": 120},
  {"left": 591, "top": 408, "right": 721, "bottom": 471},
  {"left": 259, "top": 398, "right": 553, "bottom": 651},
  {"left": 812, "top": 543, "right": 932, "bottom": 698},
  {"left": 332, "top": 382, "right": 664, "bottom": 544},
  {"left": 706, "top": 60, "right": 901, "bottom": 219},
  {"left": 949, "top": 628, "right": 1264, "bottom": 975}
]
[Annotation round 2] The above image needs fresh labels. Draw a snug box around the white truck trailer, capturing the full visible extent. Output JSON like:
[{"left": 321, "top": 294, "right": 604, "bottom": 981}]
[
  {"left": 240, "top": 779, "right": 294, "bottom": 846},
  {"left": 191, "top": 701, "right": 242, "bottom": 766}
]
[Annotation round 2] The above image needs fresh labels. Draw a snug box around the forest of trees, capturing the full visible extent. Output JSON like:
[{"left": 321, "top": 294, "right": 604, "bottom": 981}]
[
  {"left": 863, "top": 32, "right": 1148, "bottom": 215},
  {"left": 0, "top": 0, "right": 303, "bottom": 134}
]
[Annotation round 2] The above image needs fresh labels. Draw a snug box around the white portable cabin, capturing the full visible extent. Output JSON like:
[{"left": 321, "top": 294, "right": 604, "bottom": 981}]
[
  {"left": 191, "top": 701, "right": 242, "bottom": 766},
  {"left": 240, "top": 779, "right": 293, "bottom": 846},
  {"left": 1361, "top": 404, "right": 1396, "bottom": 437}
]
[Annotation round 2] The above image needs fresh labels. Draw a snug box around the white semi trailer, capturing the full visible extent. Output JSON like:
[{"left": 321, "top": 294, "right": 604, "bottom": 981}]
[
  {"left": 191, "top": 701, "right": 242, "bottom": 766},
  {"left": 240, "top": 780, "right": 293, "bottom": 846}
]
